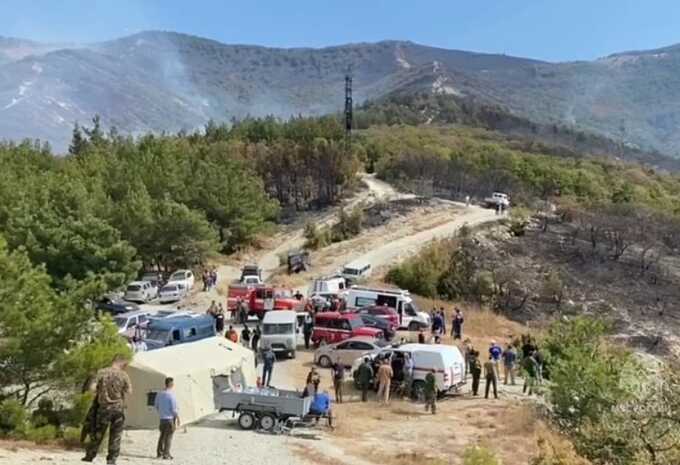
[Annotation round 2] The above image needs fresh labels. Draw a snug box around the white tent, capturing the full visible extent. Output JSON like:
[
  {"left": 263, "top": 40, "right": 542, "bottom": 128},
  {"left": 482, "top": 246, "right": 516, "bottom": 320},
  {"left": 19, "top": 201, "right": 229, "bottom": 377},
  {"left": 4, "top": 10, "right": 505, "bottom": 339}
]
[{"left": 124, "top": 337, "right": 256, "bottom": 429}]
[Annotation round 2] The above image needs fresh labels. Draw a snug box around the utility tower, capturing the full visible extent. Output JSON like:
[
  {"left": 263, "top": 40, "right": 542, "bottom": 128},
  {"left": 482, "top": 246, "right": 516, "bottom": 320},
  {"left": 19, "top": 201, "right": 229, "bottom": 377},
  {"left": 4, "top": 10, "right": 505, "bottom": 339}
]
[{"left": 344, "top": 73, "right": 353, "bottom": 153}]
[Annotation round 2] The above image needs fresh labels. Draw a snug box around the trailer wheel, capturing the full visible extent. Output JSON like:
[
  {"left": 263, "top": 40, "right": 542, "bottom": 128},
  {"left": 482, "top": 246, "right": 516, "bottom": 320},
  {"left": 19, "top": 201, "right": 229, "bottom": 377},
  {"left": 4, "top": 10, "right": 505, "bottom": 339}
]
[
  {"left": 408, "top": 322, "right": 419, "bottom": 331},
  {"left": 238, "top": 412, "right": 256, "bottom": 430},
  {"left": 318, "top": 355, "right": 332, "bottom": 368},
  {"left": 259, "top": 413, "right": 277, "bottom": 431}
]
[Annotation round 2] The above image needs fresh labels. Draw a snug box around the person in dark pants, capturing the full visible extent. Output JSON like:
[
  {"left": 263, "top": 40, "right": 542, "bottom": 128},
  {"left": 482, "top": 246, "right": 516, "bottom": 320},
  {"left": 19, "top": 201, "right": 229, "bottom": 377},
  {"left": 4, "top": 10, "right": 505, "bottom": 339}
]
[
  {"left": 469, "top": 350, "right": 482, "bottom": 396},
  {"left": 423, "top": 369, "right": 437, "bottom": 414},
  {"left": 356, "top": 357, "right": 374, "bottom": 402},
  {"left": 262, "top": 345, "right": 276, "bottom": 386},
  {"left": 82, "top": 355, "right": 131, "bottom": 465},
  {"left": 483, "top": 356, "right": 498, "bottom": 399},
  {"left": 154, "top": 377, "right": 179, "bottom": 460},
  {"left": 303, "top": 312, "right": 314, "bottom": 350},
  {"left": 451, "top": 308, "right": 464, "bottom": 340},
  {"left": 331, "top": 362, "right": 345, "bottom": 403}
]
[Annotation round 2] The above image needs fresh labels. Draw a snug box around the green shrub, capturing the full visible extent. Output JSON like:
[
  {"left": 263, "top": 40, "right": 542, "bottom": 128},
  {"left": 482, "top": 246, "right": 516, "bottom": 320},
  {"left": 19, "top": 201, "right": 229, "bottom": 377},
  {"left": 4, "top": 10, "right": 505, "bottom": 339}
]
[
  {"left": 24, "top": 424, "right": 58, "bottom": 444},
  {"left": 65, "top": 392, "right": 95, "bottom": 427},
  {"left": 0, "top": 399, "right": 28, "bottom": 436},
  {"left": 463, "top": 446, "right": 501, "bottom": 465}
]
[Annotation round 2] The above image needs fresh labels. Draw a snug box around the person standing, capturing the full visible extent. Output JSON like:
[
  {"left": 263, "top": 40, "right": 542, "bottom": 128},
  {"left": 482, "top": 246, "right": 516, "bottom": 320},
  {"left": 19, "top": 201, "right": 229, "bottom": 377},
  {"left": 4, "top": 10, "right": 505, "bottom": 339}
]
[
  {"left": 82, "top": 355, "right": 132, "bottom": 465},
  {"left": 402, "top": 353, "right": 414, "bottom": 398},
  {"left": 417, "top": 329, "right": 426, "bottom": 344},
  {"left": 469, "top": 350, "right": 482, "bottom": 396},
  {"left": 154, "top": 377, "right": 179, "bottom": 460},
  {"left": 534, "top": 348, "right": 545, "bottom": 384},
  {"left": 215, "top": 304, "right": 225, "bottom": 334},
  {"left": 331, "top": 362, "right": 345, "bottom": 403},
  {"left": 439, "top": 308, "right": 447, "bottom": 335},
  {"left": 262, "top": 345, "right": 276, "bottom": 387},
  {"left": 483, "top": 356, "right": 498, "bottom": 399},
  {"left": 357, "top": 357, "right": 374, "bottom": 402},
  {"left": 240, "top": 324, "right": 251, "bottom": 348},
  {"left": 523, "top": 351, "right": 539, "bottom": 395},
  {"left": 488, "top": 340, "right": 503, "bottom": 379},
  {"left": 376, "top": 360, "right": 394, "bottom": 405},
  {"left": 423, "top": 369, "right": 437, "bottom": 414},
  {"left": 502, "top": 344, "right": 517, "bottom": 385},
  {"left": 451, "top": 308, "right": 464, "bottom": 340},
  {"left": 251, "top": 325, "right": 261, "bottom": 352},
  {"left": 303, "top": 312, "right": 314, "bottom": 350}
]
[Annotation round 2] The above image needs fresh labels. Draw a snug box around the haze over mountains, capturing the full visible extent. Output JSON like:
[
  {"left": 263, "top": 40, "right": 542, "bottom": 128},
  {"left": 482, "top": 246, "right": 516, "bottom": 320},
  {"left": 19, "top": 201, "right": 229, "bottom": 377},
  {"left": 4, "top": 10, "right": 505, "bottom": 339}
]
[{"left": 1, "top": 30, "right": 680, "bottom": 156}]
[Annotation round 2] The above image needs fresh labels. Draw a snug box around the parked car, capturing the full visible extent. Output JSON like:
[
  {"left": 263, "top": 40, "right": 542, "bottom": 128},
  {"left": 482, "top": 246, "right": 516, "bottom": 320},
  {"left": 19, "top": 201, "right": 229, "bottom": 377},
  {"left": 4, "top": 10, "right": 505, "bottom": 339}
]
[
  {"left": 311, "top": 312, "right": 382, "bottom": 346},
  {"left": 261, "top": 310, "right": 298, "bottom": 358},
  {"left": 356, "top": 305, "right": 400, "bottom": 329},
  {"left": 141, "top": 271, "right": 165, "bottom": 289},
  {"left": 340, "top": 259, "right": 372, "bottom": 284},
  {"left": 240, "top": 265, "right": 262, "bottom": 283},
  {"left": 168, "top": 269, "right": 195, "bottom": 290},
  {"left": 96, "top": 294, "right": 139, "bottom": 315},
  {"left": 158, "top": 282, "right": 188, "bottom": 304},
  {"left": 345, "top": 286, "right": 430, "bottom": 330},
  {"left": 351, "top": 343, "right": 466, "bottom": 399},
  {"left": 314, "top": 336, "right": 387, "bottom": 368},
  {"left": 113, "top": 310, "right": 152, "bottom": 336},
  {"left": 359, "top": 313, "right": 396, "bottom": 340},
  {"left": 124, "top": 281, "right": 158, "bottom": 303},
  {"left": 144, "top": 315, "right": 216, "bottom": 350}
]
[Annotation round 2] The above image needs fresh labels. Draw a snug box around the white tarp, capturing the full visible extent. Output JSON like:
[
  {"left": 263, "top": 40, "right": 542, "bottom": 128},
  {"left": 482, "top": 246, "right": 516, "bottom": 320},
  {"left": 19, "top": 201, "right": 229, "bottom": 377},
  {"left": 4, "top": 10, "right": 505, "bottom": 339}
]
[{"left": 124, "top": 337, "right": 256, "bottom": 429}]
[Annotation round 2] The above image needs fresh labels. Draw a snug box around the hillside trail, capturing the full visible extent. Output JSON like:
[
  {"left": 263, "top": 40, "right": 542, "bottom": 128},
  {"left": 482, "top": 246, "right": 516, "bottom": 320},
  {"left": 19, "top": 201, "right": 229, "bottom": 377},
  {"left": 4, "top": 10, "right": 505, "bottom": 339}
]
[{"left": 184, "top": 173, "right": 499, "bottom": 311}]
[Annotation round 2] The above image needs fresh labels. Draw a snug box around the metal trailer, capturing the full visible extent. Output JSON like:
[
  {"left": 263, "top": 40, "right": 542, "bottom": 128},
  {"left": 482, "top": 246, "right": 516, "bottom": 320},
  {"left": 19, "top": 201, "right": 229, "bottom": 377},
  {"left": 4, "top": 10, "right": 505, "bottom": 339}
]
[{"left": 215, "top": 388, "right": 313, "bottom": 431}]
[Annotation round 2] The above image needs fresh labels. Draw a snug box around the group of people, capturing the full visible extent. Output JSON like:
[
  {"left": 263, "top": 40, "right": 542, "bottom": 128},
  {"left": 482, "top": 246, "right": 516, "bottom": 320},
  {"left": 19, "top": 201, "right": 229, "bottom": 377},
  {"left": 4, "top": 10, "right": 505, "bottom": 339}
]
[
  {"left": 81, "top": 355, "right": 179, "bottom": 464},
  {"left": 201, "top": 269, "right": 218, "bottom": 291},
  {"left": 464, "top": 335, "right": 544, "bottom": 399},
  {"left": 430, "top": 307, "right": 465, "bottom": 340},
  {"left": 206, "top": 300, "right": 226, "bottom": 333}
]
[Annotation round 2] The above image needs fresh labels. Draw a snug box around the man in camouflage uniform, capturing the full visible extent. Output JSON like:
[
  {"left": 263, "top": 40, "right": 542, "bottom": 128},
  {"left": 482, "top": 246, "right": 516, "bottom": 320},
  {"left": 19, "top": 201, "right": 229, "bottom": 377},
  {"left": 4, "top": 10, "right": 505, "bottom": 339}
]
[{"left": 83, "top": 354, "right": 132, "bottom": 465}]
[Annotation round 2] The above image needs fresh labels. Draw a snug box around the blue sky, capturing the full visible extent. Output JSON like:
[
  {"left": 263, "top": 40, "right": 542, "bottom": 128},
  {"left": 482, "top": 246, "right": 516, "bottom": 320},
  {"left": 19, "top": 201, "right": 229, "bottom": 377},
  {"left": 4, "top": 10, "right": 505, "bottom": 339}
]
[{"left": 2, "top": 0, "right": 680, "bottom": 62}]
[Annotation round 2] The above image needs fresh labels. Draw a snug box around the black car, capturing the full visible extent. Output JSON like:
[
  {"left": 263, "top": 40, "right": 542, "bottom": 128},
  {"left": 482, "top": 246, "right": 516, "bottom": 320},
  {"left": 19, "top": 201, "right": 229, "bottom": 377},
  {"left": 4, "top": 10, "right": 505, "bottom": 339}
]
[
  {"left": 96, "top": 295, "right": 140, "bottom": 315},
  {"left": 359, "top": 314, "right": 396, "bottom": 341}
]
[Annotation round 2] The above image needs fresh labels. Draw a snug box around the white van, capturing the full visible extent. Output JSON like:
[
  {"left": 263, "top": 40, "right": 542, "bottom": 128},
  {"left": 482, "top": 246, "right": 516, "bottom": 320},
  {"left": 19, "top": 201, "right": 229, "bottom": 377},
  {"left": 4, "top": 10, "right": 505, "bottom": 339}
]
[
  {"left": 309, "top": 276, "right": 347, "bottom": 295},
  {"left": 345, "top": 286, "right": 430, "bottom": 330},
  {"left": 341, "top": 260, "right": 372, "bottom": 283},
  {"left": 261, "top": 310, "right": 298, "bottom": 359},
  {"left": 351, "top": 343, "right": 466, "bottom": 398}
]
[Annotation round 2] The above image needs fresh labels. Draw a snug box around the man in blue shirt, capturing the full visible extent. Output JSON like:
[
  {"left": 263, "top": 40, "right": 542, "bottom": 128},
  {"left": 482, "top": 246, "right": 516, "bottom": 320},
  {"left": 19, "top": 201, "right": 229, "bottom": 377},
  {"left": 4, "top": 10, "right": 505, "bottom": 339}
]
[
  {"left": 489, "top": 340, "right": 503, "bottom": 379},
  {"left": 154, "top": 377, "right": 179, "bottom": 460},
  {"left": 309, "top": 390, "right": 334, "bottom": 429}
]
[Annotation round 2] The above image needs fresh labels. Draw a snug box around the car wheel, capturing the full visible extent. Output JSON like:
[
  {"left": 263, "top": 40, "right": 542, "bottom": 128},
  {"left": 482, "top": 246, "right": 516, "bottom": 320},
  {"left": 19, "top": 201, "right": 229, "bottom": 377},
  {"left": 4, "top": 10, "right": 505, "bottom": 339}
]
[
  {"left": 411, "top": 380, "right": 425, "bottom": 401},
  {"left": 290, "top": 351, "right": 296, "bottom": 359},
  {"left": 408, "top": 322, "right": 419, "bottom": 331},
  {"left": 259, "top": 413, "right": 277, "bottom": 431},
  {"left": 318, "top": 355, "right": 332, "bottom": 368},
  {"left": 238, "top": 412, "right": 255, "bottom": 430}
]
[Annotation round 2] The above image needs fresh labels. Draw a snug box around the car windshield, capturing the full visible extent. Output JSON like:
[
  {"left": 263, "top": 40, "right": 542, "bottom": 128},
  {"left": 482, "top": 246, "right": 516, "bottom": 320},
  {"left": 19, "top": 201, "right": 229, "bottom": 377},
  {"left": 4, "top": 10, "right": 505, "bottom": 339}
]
[
  {"left": 263, "top": 323, "right": 294, "bottom": 335},
  {"left": 127, "top": 285, "right": 140, "bottom": 292},
  {"left": 347, "top": 318, "right": 362, "bottom": 330},
  {"left": 170, "top": 272, "right": 185, "bottom": 280},
  {"left": 342, "top": 268, "right": 357, "bottom": 275},
  {"left": 162, "top": 285, "right": 177, "bottom": 292},
  {"left": 113, "top": 317, "right": 127, "bottom": 328},
  {"left": 146, "top": 329, "right": 170, "bottom": 342},
  {"left": 405, "top": 302, "right": 418, "bottom": 315}
]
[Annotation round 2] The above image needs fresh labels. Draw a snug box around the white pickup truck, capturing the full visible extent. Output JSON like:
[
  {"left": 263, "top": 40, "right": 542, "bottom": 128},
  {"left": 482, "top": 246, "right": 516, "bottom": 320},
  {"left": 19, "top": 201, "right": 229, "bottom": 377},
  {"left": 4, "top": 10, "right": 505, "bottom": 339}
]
[{"left": 484, "top": 192, "right": 510, "bottom": 209}]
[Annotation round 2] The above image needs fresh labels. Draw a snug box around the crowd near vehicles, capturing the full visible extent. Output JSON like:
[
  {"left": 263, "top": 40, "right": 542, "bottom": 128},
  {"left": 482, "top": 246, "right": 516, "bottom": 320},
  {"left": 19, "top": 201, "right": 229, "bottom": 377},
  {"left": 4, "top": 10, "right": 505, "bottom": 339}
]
[
  {"left": 114, "top": 310, "right": 152, "bottom": 336},
  {"left": 352, "top": 344, "right": 466, "bottom": 398},
  {"left": 96, "top": 294, "right": 139, "bottom": 315},
  {"left": 158, "top": 282, "right": 189, "bottom": 303},
  {"left": 261, "top": 310, "right": 298, "bottom": 358},
  {"left": 341, "top": 259, "right": 372, "bottom": 284},
  {"left": 314, "top": 336, "right": 387, "bottom": 368},
  {"left": 483, "top": 192, "right": 510, "bottom": 209},
  {"left": 311, "top": 311, "right": 383, "bottom": 345},
  {"left": 124, "top": 281, "right": 158, "bottom": 303},
  {"left": 345, "top": 286, "right": 430, "bottom": 330},
  {"left": 168, "top": 269, "right": 195, "bottom": 290},
  {"left": 144, "top": 314, "right": 216, "bottom": 350}
]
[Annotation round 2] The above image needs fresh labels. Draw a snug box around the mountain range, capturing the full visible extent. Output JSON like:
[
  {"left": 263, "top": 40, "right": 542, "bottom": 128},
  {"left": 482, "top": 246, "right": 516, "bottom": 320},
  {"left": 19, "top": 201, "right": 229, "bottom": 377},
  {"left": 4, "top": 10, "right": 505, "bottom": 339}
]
[{"left": 2, "top": 30, "right": 680, "bottom": 156}]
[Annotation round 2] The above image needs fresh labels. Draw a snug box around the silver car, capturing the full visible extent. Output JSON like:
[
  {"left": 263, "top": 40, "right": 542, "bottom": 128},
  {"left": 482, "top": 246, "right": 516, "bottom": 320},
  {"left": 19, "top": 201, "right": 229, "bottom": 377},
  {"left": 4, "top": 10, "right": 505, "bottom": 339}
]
[
  {"left": 314, "top": 336, "right": 387, "bottom": 368},
  {"left": 124, "top": 281, "right": 157, "bottom": 303},
  {"left": 158, "top": 283, "right": 188, "bottom": 303}
]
